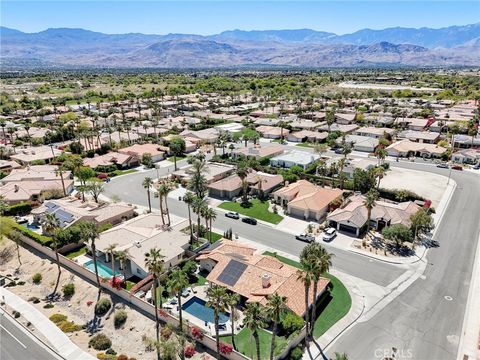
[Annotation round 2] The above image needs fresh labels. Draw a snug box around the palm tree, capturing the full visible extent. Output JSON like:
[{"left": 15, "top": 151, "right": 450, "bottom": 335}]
[
  {"left": 334, "top": 352, "right": 349, "bottom": 360},
  {"left": 243, "top": 302, "right": 267, "bottom": 360},
  {"left": 145, "top": 247, "right": 165, "bottom": 360},
  {"left": 297, "top": 260, "right": 315, "bottom": 339},
  {"left": 115, "top": 249, "right": 130, "bottom": 284},
  {"left": 374, "top": 166, "right": 386, "bottom": 190},
  {"left": 183, "top": 191, "right": 195, "bottom": 243},
  {"left": 364, "top": 189, "right": 379, "bottom": 234},
  {"left": 105, "top": 243, "right": 117, "bottom": 281},
  {"left": 167, "top": 269, "right": 189, "bottom": 331},
  {"left": 187, "top": 158, "right": 207, "bottom": 198},
  {"left": 158, "top": 180, "right": 173, "bottom": 225},
  {"left": 266, "top": 293, "right": 287, "bottom": 360},
  {"left": 143, "top": 177, "right": 153, "bottom": 212},
  {"left": 206, "top": 285, "right": 228, "bottom": 359},
  {"left": 236, "top": 166, "right": 249, "bottom": 205},
  {"left": 301, "top": 243, "right": 333, "bottom": 338},
  {"left": 224, "top": 292, "right": 239, "bottom": 350},
  {"left": 79, "top": 222, "right": 101, "bottom": 290},
  {"left": 203, "top": 207, "right": 217, "bottom": 243},
  {"left": 191, "top": 196, "right": 205, "bottom": 242},
  {"left": 42, "top": 214, "right": 61, "bottom": 295},
  {"left": 375, "top": 147, "right": 388, "bottom": 165}
]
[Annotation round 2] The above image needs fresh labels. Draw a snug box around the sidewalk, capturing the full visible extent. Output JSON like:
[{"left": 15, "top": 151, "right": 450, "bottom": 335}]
[{"left": 0, "top": 287, "right": 96, "bottom": 360}]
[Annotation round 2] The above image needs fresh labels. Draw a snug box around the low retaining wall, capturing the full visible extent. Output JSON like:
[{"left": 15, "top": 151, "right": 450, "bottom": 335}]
[{"left": 19, "top": 236, "right": 249, "bottom": 360}]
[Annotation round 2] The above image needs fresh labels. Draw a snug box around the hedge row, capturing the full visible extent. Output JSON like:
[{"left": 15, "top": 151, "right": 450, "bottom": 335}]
[
  {"left": 4, "top": 202, "right": 32, "bottom": 216},
  {"left": 1, "top": 217, "right": 53, "bottom": 247}
]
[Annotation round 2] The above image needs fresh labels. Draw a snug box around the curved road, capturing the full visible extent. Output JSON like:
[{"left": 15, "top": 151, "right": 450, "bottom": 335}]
[{"left": 104, "top": 158, "right": 480, "bottom": 360}]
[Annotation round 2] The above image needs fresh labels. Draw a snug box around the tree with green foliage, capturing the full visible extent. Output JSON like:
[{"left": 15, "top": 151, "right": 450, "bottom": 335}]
[
  {"left": 77, "top": 166, "right": 95, "bottom": 201},
  {"left": 169, "top": 136, "right": 185, "bottom": 171},
  {"left": 142, "top": 177, "right": 153, "bottom": 212},
  {"left": 206, "top": 285, "right": 228, "bottom": 359},
  {"left": 364, "top": 189, "right": 379, "bottom": 234},
  {"left": 410, "top": 209, "right": 434, "bottom": 247},
  {"left": 382, "top": 224, "right": 413, "bottom": 247},
  {"left": 243, "top": 302, "right": 267, "bottom": 360},
  {"left": 183, "top": 191, "right": 195, "bottom": 243},
  {"left": 167, "top": 269, "right": 189, "bottom": 331},
  {"left": 141, "top": 153, "right": 153, "bottom": 168},
  {"left": 266, "top": 293, "right": 287, "bottom": 360},
  {"left": 79, "top": 222, "right": 101, "bottom": 291}
]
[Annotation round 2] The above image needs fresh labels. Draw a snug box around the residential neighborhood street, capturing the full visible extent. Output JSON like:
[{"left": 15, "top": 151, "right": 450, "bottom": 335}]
[{"left": 104, "top": 157, "right": 480, "bottom": 360}]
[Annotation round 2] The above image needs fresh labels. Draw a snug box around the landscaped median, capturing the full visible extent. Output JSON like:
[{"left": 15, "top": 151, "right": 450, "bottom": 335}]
[
  {"left": 263, "top": 251, "right": 352, "bottom": 339},
  {"left": 218, "top": 199, "right": 284, "bottom": 224}
]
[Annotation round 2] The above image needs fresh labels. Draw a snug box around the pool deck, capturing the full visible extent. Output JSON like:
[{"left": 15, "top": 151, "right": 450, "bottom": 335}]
[
  {"left": 167, "top": 285, "right": 245, "bottom": 337},
  {"left": 73, "top": 254, "right": 128, "bottom": 280}
]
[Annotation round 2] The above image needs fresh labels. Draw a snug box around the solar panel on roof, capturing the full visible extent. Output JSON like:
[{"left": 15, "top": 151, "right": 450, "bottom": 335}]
[
  {"left": 45, "top": 202, "right": 59, "bottom": 213},
  {"left": 55, "top": 209, "right": 74, "bottom": 223},
  {"left": 217, "top": 260, "right": 247, "bottom": 287}
]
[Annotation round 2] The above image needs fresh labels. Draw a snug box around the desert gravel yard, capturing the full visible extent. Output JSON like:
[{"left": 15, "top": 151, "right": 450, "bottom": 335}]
[{"left": 381, "top": 167, "right": 448, "bottom": 207}]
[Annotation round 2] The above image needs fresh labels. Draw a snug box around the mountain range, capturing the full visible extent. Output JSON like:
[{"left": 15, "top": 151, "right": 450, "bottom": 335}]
[{"left": 1, "top": 23, "right": 479, "bottom": 68}]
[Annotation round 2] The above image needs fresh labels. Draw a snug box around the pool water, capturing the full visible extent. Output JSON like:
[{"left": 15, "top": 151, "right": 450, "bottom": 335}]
[
  {"left": 84, "top": 260, "right": 120, "bottom": 278},
  {"left": 182, "top": 296, "right": 230, "bottom": 324}
]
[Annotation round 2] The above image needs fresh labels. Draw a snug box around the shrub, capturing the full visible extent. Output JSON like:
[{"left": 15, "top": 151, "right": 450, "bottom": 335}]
[
  {"left": 4, "top": 202, "right": 32, "bottom": 216},
  {"left": 43, "top": 304, "right": 54, "bottom": 309},
  {"left": 89, "top": 333, "right": 112, "bottom": 351},
  {"left": 32, "top": 273, "right": 42, "bottom": 284},
  {"left": 58, "top": 321, "right": 83, "bottom": 333},
  {"left": 290, "top": 346, "right": 303, "bottom": 360},
  {"left": 160, "top": 326, "right": 172, "bottom": 340},
  {"left": 114, "top": 310, "right": 127, "bottom": 329},
  {"left": 96, "top": 353, "right": 116, "bottom": 360},
  {"left": 105, "top": 348, "right": 116, "bottom": 355},
  {"left": 219, "top": 343, "right": 233, "bottom": 355},
  {"left": 184, "top": 345, "right": 196, "bottom": 358},
  {"left": 28, "top": 296, "right": 40, "bottom": 304},
  {"left": 117, "top": 355, "right": 129, "bottom": 360},
  {"left": 62, "top": 283, "right": 75, "bottom": 297},
  {"left": 17, "top": 281, "right": 25, "bottom": 285},
  {"left": 95, "top": 298, "right": 112, "bottom": 316},
  {"left": 12, "top": 311, "right": 21, "bottom": 318},
  {"left": 50, "top": 314, "right": 68, "bottom": 324},
  {"left": 281, "top": 311, "right": 304, "bottom": 334}
]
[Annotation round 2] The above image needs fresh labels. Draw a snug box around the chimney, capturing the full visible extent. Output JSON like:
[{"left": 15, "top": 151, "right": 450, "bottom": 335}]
[
  {"left": 14, "top": 184, "right": 19, "bottom": 192},
  {"left": 261, "top": 273, "right": 271, "bottom": 288}
]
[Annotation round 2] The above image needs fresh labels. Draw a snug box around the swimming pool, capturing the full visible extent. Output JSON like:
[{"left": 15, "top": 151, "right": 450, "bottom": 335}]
[
  {"left": 84, "top": 260, "right": 120, "bottom": 278},
  {"left": 182, "top": 296, "right": 230, "bottom": 324}
]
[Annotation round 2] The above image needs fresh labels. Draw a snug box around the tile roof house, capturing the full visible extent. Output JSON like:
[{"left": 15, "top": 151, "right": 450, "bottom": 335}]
[
  {"left": 232, "top": 145, "right": 284, "bottom": 160},
  {"left": 83, "top": 152, "right": 139, "bottom": 169},
  {"left": 397, "top": 130, "right": 440, "bottom": 144},
  {"left": 273, "top": 180, "right": 343, "bottom": 221},
  {"left": 179, "top": 128, "right": 219, "bottom": 144},
  {"left": 10, "top": 146, "right": 62, "bottom": 165},
  {"left": 354, "top": 127, "right": 396, "bottom": 139},
  {"left": 337, "top": 135, "right": 379, "bottom": 153},
  {"left": 208, "top": 170, "right": 283, "bottom": 200},
  {"left": 256, "top": 125, "right": 290, "bottom": 139},
  {"left": 270, "top": 150, "right": 320, "bottom": 169},
  {"left": 327, "top": 194, "right": 420, "bottom": 237},
  {"left": 452, "top": 149, "right": 480, "bottom": 164},
  {"left": 95, "top": 214, "right": 190, "bottom": 278},
  {"left": 172, "top": 162, "right": 236, "bottom": 185},
  {"left": 386, "top": 139, "right": 447, "bottom": 158},
  {"left": 197, "top": 240, "right": 330, "bottom": 317},
  {"left": 31, "top": 197, "right": 135, "bottom": 230},
  {"left": 0, "top": 160, "right": 21, "bottom": 173},
  {"left": 118, "top": 143, "right": 166, "bottom": 163}
]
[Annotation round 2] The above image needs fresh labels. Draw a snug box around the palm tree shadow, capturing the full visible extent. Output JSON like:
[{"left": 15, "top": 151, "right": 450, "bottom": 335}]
[{"left": 311, "top": 338, "right": 329, "bottom": 360}]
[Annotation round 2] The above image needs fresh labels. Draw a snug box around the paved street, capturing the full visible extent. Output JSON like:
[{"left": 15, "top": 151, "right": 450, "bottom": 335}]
[
  {"left": 104, "top": 152, "right": 480, "bottom": 360},
  {"left": 0, "top": 310, "right": 62, "bottom": 360}
]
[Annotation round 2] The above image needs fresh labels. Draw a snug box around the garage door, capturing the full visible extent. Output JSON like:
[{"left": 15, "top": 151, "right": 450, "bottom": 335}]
[{"left": 339, "top": 224, "right": 357, "bottom": 234}]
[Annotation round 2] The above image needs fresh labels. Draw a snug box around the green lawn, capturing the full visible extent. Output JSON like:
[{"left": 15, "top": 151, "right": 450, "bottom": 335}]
[
  {"left": 111, "top": 169, "right": 137, "bottom": 176},
  {"left": 64, "top": 246, "right": 87, "bottom": 259},
  {"left": 166, "top": 155, "right": 186, "bottom": 162},
  {"left": 193, "top": 274, "right": 207, "bottom": 286},
  {"left": 262, "top": 252, "right": 352, "bottom": 338},
  {"left": 223, "top": 328, "right": 287, "bottom": 359},
  {"left": 296, "top": 142, "right": 315, "bottom": 148},
  {"left": 218, "top": 199, "right": 283, "bottom": 224},
  {"left": 209, "top": 231, "right": 223, "bottom": 243}
]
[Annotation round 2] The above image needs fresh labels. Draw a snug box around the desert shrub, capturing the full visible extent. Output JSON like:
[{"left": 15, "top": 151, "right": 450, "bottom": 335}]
[
  {"left": 32, "top": 273, "right": 42, "bottom": 284},
  {"left": 49, "top": 314, "right": 68, "bottom": 324},
  {"left": 12, "top": 311, "right": 20, "bottom": 318},
  {"left": 43, "top": 303, "right": 54, "bottom": 309},
  {"left": 96, "top": 353, "right": 116, "bottom": 360},
  {"left": 289, "top": 346, "right": 303, "bottom": 360},
  {"left": 17, "top": 281, "right": 25, "bottom": 285},
  {"left": 5, "top": 281, "right": 16, "bottom": 287},
  {"left": 89, "top": 333, "right": 112, "bottom": 351},
  {"left": 117, "top": 355, "right": 129, "bottom": 360},
  {"left": 95, "top": 298, "right": 112, "bottom": 316},
  {"left": 28, "top": 296, "right": 40, "bottom": 304},
  {"left": 105, "top": 348, "right": 116, "bottom": 355},
  {"left": 62, "top": 283, "right": 75, "bottom": 297},
  {"left": 58, "top": 321, "right": 83, "bottom": 333},
  {"left": 114, "top": 310, "right": 127, "bottom": 329},
  {"left": 160, "top": 326, "right": 172, "bottom": 339}
]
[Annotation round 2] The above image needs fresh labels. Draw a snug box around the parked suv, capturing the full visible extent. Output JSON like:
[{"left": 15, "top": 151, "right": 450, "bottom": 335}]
[
  {"left": 225, "top": 212, "right": 240, "bottom": 219},
  {"left": 295, "top": 234, "right": 315, "bottom": 243},
  {"left": 322, "top": 228, "right": 337, "bottom": 242}
]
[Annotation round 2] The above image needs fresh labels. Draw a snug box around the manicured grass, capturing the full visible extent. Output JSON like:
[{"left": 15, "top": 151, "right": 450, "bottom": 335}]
[
  {"left": 223, "top": 328, "right": 287, "bottom": 359},
  {"left": 111, "top": 169, "right": 137, "bottom": 176},
  {"left": 296, "top": 142, "right": 315, "bottom": 148},
  {"left": 209, "top": 231, "right": 223, "bottom": 243},
  {"left": 262, "top": 252, "right": 352, "bottom": 338},
  {"left": 194, "top": 274, "right": 207, "bottom": 286},
  {"left": 64, "top": 246, "right": 87, "bottom": 259},
  {"left": 166, "top": 155, "right": 186, "bottom": 162},
  {"left": 125, "top": 281, "right": 136, "bottom": 291},
  {"left": 218, "top": 199, "right": 283, "bottom": 224}
]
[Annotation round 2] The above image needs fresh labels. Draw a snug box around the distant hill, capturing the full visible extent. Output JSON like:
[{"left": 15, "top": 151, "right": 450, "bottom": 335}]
[{"left": 1, "top": 24, "right": 479, "bottom": 68}]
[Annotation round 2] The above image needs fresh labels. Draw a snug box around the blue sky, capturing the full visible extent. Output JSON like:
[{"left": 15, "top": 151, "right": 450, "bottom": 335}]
[{"left": 2, "top": 1, "right": 478, "bottom": 35}]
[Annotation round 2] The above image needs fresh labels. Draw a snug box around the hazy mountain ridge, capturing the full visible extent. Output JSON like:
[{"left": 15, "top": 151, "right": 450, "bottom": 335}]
[{"left": 1, "top": 24, "right": 479, "bottom": 68}]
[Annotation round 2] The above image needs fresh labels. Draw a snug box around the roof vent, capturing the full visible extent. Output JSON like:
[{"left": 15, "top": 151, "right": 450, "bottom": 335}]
[{"left": 134, "top": 241, "right": 141, "bottom": 248}]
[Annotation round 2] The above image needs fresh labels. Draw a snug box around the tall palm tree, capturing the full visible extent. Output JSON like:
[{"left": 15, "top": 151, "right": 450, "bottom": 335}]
[
  {"left": 374, "top": 166, "right": 386, "bottom": 190},
  {"left": 187, "top": 156, "right": 207, "bottom": 198},
  {"left": 191, "top": 196, "right": 205, "bottom": 242},
  {"left": 203, "top": 207, "right": 217, "bottom": 243},
  {"left": 206, "top": 285, "right": 228, "bottom": 359},
  {"left": 183, "top": 191, "right": 195, "bottom": 243},
  {"left": 167, "top": 269, "right": 189, "bottom": 331},
  {"left": 266, "top": 293, "right": 287, "bottom": 360},
  {"left": 145, "top": 247, "right": 165, "bottom": 360},
  {"left": 155, "top": 187, "right": 166, "bottom": 226},
  {"left": 105, "top": 243, "right": 117, "bottom": 281},
  {"left": 158, "top": 180, "right": 173, "bottom": 225},
  {"left": 243, "top": 302, "right": 267, "bottom": 360},
  {"left": 375, "top": 147, "right": 388, "bottom": 165},
  {"left": 364, "top": 189, "right": 379, "bottom": 234},
  {"left": 115, "top": 249, "right": 130, "bottom": 284},
  {"left": 79, "top": 222, "right": 101, "bottom": 290},
  {"left": 297, "top": 260, "right": 315, "bottom": 339},
  {"left": 143, "top": 177, "right": 153, "bottom": 212},
  {"left": 301, "top": 243, "right": 333, "bottom": 338},
  {"left": 224, "top": 292, "right": 239, "bottom": 350},
  {"left": 42, "top": 214, "right": 61, "bottom": 295}
]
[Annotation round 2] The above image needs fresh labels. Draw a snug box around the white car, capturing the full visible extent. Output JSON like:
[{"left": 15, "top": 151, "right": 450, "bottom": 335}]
[{"left": 322, "top": 228, "right": 337, "bottom": 242}]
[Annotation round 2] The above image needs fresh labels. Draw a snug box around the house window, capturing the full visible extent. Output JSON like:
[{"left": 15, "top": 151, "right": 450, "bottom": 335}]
[{"left": 136, "top": 268, "right": 141, "bottom": 275}]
